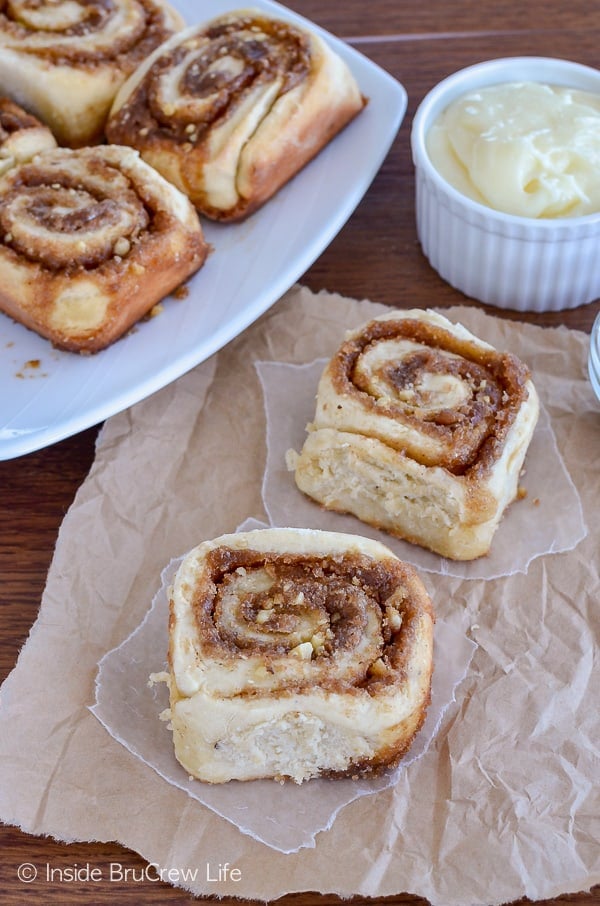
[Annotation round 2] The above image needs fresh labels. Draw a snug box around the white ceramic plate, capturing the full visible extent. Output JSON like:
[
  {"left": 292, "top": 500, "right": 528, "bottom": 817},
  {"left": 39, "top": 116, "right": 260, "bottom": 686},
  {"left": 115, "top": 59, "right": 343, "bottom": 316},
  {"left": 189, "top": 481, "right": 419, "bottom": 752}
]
[{"left": 0, "top": 0, "right": 407, "bottom": 460}]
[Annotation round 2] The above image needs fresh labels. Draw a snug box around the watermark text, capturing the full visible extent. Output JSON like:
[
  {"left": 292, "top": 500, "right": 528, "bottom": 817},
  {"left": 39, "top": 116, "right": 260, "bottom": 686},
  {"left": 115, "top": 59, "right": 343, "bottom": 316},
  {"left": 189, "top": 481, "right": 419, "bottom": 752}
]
[{"left": 16, "top": 860, "right": 242, "bottom": 885}]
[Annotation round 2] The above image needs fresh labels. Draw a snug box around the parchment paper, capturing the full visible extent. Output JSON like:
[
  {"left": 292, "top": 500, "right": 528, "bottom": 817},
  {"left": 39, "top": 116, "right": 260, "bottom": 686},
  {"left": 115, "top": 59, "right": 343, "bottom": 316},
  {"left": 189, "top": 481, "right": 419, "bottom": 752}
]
[
  {"left": 1, "top": 286, "right": 598, "bottom": 905},
  {"left": 257, "top": 359, "right": 585, "bottom": 580},
  {"left": 91, "top": 545, "right": 476, "bottom": 853}
]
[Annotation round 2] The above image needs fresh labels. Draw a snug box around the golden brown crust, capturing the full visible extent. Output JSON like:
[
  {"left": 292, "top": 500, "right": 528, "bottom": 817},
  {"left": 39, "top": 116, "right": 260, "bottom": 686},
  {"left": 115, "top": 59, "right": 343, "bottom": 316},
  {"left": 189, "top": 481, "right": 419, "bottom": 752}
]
[
  {"left": 0, "top": 0, "right": 185, "bottom": 146},
  {"left": 0, "top": 144, "right": 208, "bottom": 353},
  {"left": 0, "top": 96, "right": 49, "bottom": 135},
  {"left": 320, "top": 690, "right": 431, "bottom": 779},
  {"left": 168, "top": 528, "right": 434, "bottom": 783},
  {"left": 106, "top": 9, "right": 365, "bottom": 220},
  {"left": 0, "top": 95, "right": 57, "bottom": 173}
]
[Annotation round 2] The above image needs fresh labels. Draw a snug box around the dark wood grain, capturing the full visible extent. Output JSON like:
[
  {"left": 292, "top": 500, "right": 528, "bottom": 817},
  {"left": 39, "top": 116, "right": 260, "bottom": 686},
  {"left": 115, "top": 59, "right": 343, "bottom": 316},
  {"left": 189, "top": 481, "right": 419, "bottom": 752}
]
[
  {"left": 1, "top": 2, "right": 599, "bottom": 904},
  {"left": 286, "top": 0, "right": 598, "bottom": 38}
]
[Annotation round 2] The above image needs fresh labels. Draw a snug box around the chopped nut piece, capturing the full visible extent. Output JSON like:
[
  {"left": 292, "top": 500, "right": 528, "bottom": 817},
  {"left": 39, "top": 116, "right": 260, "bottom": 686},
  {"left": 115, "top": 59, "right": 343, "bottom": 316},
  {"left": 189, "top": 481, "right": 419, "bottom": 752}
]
[
  {"left": 310, "top": 633, "right": 325, "bottom": 653},
  {"left": 113, "top": 237, "right": 131, "bottom": 257},
  {"left": 386, "top": 606, "right": 403, "bottom": 632},
  {"left": 290, "top": 642, "right": 313, "bottom": 660},
  {"left": 369, "top": 658, "right": 390, "bottom": 677}
]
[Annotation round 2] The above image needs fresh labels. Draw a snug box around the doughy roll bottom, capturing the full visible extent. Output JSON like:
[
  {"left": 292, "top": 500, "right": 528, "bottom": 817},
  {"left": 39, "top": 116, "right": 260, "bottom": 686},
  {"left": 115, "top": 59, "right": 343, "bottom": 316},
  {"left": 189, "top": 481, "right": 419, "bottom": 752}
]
[{"left": 167, "top": 528, "right": 434, "bottom": 784}]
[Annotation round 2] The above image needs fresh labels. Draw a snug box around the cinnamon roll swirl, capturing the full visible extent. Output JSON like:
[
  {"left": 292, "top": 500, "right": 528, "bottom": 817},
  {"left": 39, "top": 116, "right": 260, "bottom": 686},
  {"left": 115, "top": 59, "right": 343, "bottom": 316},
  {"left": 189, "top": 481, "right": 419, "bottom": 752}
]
[
  {"left": 0, "top": 144, "right": 208, "bottom": 352},
  {"left": 167, "top": 528, "right": 434, "bottom": 784},
  {"left": 0, "top": 0, "right": 184, "bottom": 146},
  {"left": 0, "top": 96, "right": 56, "bottom": 175},
  {"left": 106, "top": 9, "right": 365, "bottom": 220},
  {"left": 292, "top": 310, "right": 540, "bottom": 561}
]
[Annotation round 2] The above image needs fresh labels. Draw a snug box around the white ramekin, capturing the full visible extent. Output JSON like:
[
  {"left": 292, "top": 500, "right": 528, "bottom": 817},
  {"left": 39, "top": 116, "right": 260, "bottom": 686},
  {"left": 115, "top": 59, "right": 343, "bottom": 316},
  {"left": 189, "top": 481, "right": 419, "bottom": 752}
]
[
  {"left": 411, "top": 57, "right": 600, "bottom": 312},
  {"left": 589, "top": 312, "right": 600, "bottom": 402}
]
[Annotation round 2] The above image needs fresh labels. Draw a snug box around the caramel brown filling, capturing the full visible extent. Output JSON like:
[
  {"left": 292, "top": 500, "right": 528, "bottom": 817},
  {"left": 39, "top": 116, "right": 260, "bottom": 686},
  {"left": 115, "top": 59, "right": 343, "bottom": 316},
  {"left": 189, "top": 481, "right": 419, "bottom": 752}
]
[
  {"left": 109, "top": 13, "right": 311, "bottom": 143},
  {"left": 331, "top": 318, "right": 530, "bottom": 476},
  {"left": 0, "top": 154, "right": 151, "bottom": 272},
  {"left": 205, "top": 15, "right": 310, "bottom": 95},
  {"left": 0, "top": 0, "right": 176, "bottom": 66},
  {"left": 189, "top": 547, "right": 425, "bottom": 695}
]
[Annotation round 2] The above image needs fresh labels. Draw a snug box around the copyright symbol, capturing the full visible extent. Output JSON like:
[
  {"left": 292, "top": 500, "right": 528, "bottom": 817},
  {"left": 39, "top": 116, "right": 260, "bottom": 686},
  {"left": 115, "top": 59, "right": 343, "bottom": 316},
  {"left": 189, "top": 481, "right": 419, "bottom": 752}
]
[{"left": 17, "top": 862, "right": 37, "bottom": 883}]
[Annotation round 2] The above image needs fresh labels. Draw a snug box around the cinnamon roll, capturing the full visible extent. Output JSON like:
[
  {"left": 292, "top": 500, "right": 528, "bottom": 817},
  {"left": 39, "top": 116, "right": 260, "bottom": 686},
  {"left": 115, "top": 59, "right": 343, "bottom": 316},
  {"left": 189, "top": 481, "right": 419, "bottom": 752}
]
[
  {"left": 106, "top": 9, "right": 365, "bottom": 220},
  {"left": 0, "top": 144, "right": 208, "bottom": 352},
  {"left": 0, "top": 96, "right": 57, "bottom": 176},
  {"left": 0, "top": 0, "right": 184, "bottom": 147},
  {"left": 292, "top": 310, "right": 540, "bottom": 561},
  {"left": 167, "top": 528, "right": 434, "bottom": 784}
]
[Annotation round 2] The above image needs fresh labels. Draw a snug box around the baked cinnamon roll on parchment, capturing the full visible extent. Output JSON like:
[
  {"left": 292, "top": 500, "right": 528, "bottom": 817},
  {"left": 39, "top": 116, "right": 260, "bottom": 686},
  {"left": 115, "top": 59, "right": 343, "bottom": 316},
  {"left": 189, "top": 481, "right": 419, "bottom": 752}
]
[
  {"left": 0, "top": 145, "right": 208, "bottom": 352},
  {"left": 0, "top": 0, "right": 184, "bottom": 147},
  {"left": 167, "top": 528, "right": 434, "bottom": 783},
  {"left": 106, "top": 8, "right": 366, "bottom": 220},
  {"left": 0, "top": 96, "right": 57, "bottom": 176},
  {"left": 292, "top": 310, "right": 540, "bottom": 561}
]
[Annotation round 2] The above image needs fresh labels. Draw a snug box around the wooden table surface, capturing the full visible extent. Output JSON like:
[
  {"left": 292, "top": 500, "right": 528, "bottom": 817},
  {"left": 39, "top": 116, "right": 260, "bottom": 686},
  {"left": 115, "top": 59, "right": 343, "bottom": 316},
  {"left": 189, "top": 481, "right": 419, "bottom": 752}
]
[{"left": 1, "top": 2, "right": 598, "bottom": 904}]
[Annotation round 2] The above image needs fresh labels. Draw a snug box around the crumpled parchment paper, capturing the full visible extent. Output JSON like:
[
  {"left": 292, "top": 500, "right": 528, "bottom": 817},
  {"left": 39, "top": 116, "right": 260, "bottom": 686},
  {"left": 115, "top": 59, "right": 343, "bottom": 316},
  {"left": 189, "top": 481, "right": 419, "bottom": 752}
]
[{"left": 0, "top": 286, "right": 597, "bottom": 905}]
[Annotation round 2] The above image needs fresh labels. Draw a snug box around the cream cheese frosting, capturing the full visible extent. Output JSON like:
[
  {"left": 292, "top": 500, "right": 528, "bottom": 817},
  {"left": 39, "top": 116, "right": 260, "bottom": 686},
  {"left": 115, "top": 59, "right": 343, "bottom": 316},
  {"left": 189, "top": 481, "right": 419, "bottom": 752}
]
[{"left": 426, "top": 81, "right": 600, "bottom": 218}]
